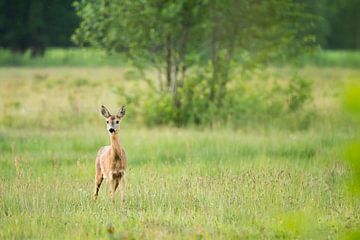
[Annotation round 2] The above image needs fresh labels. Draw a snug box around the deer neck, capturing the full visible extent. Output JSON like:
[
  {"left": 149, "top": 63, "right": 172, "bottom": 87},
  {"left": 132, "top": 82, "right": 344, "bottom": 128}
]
[{"left": 110, "top": 134, "right": 122, "bottom": 157}]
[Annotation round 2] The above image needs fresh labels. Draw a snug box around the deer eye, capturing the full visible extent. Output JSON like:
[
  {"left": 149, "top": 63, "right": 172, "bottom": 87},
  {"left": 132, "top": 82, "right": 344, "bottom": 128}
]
[
  {"left": 116, "top": 121, "right": 119, "bottom": 124},
  {"left": 106, "top": 121, "right": 109, "bottom": 124}
]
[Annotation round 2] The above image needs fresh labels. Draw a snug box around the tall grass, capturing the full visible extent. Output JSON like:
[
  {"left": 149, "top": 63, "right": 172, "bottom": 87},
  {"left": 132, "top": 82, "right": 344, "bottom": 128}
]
[
  {"left": 0, "top": 66, "right": 358, "bottom": 130},
  {"left": 0, "top": 127, "right": 358, "bottom": 239},
  {"left": 0, "top": 64, "right": 359, "bottom": 238}
]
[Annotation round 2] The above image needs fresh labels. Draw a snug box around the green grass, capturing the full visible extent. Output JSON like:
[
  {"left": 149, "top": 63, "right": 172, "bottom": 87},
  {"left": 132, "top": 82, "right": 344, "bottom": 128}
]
[
  {"left": 0, "top": 64, "right": 359, "bottom": 239},
  {"left": 0, "top": 48, "right": 127, "bottom": 67},
  {"left": 0, "top": 48, "right": 359, "bottom": 68},
  {"left": 298, "top": 50, "right": 360, "bottom": 69},
  {"left": 0, "top": 127, "right": 358, "bottom": 239}
]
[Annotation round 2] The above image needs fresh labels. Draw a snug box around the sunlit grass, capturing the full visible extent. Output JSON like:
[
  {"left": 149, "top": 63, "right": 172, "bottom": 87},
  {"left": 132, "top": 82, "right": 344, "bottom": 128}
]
[
  {"left": 0, "top": 64, "right": 359, "bottom": 238},
  {"left": 0, "top": 127, "right": 359, "bottom": 239}
]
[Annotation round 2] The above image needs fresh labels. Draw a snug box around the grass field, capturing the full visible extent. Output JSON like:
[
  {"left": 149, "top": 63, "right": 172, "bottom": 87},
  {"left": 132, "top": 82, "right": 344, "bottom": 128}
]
[
  {"left": 0, "top": 59, "right": 359, "bottom": 238},
  {"left": 1, "top": 48, "right": 360, "bottom": 68},
  {"left": 0, "top": 48, "right": 127, "bottom": 67}
]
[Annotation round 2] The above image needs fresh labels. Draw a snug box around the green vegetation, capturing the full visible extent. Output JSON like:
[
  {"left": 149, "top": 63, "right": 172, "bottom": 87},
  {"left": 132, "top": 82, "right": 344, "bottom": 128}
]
[
  {"left": 1, "top": 48, "right": 360, "bottom": 69},
  {"left": 0, "top": 0, "right": 78, "bottom": 56},
  {"left": 1, "top": 0, "right": 359, "bottom": 55},
  {"left": 74, "top": 0, "right": 318, "bottom": 126},
  {"left": 0, "top": 61, "right": 358, "bottom": 129},
  {"left": 0, "top": 127, "right": 357, "bottom": 239},
  {"left": 0, "top": 48, "right": 126, "bottom": 67},
  {"left": 345, "top": 83, "right": 360, "bottom": 196},
  {"left": 299, "top": 51, "right": 360, "bottom": 69},
  {"left": 0, "top": 64, "right": 359, "bottom": 239},
  {"left": 1, "top": 0, "right": 359, "bottom": 238}
]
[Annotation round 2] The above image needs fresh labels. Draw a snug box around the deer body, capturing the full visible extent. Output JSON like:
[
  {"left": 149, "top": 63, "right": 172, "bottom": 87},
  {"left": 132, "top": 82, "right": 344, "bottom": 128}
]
[{"left": 93, "top": 105, "right": 127, "bottom": 205}]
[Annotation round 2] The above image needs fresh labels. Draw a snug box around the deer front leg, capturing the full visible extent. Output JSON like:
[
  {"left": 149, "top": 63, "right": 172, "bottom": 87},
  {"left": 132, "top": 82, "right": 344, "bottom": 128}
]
[
  {"left": 93, "top": 172, "right": 103, "bottom": 201},
  {"left": 109, "top": 178, "right": 116, "bottom": 205},
  {"left": 119, "top": 176, "right": 125, "bottom": 206}
]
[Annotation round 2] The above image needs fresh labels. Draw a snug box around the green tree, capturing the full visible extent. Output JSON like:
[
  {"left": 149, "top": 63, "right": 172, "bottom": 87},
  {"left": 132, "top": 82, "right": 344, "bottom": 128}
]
[
  {"left": 74, "top": 0, "right": 316, "bottom": 125},
  {"left": 326, "top": 0, "right": 360, "bottom": 49},
  {"left": 0, "top": 0, "right": 79, "bottom": 56},
  {"left": 303, "top": 0, "right": 360, "bottom": 50}
]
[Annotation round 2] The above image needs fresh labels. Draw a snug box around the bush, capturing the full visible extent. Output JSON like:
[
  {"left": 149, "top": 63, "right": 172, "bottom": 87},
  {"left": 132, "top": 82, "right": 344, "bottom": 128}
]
[
  {"left": 141, "top": 68, "right": 314, "bottom": 129},
  {"left": 143, "top": 93, "right": 177, "bottom": 126}
]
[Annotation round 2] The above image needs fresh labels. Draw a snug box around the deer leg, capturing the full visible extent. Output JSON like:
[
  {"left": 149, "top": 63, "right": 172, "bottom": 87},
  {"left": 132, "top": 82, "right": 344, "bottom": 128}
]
[
  {"left": 119, "top": 176, "right": 125, "bottom": 206},
  {"left": 109, "top": 179, "right": 116, "bottom": 205},
  {"left": 114, "top": 179, "right": 119, "bottom": 191},
  {"left": 93, "top": 173, "right": 103, "bottom": 201}
]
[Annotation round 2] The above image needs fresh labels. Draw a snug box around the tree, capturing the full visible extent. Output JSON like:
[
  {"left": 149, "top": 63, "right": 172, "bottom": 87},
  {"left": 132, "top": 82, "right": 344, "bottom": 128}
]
[
  {"left": 73, "top": 0, "right": 316, "bottom": 125},
  {"left": 302, "top": 0, "right": 360, "bottom": 50},
  {"left": 0, "top": 0, "right": 79, "bottom": 56},
  {"left": 326, "top": 0, "right": 360, "bottom": 49}
]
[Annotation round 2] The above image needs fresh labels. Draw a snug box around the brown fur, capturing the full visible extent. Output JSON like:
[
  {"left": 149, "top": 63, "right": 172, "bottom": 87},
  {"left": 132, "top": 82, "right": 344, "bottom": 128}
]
[{"left": 93, "top": 106, "right": 127, "bottom": 205}]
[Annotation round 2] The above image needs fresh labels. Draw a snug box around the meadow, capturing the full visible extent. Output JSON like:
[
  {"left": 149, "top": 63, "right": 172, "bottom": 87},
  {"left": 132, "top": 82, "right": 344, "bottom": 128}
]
[
  {"left": 0, "top": 48, "right": 360, "bottom": 69},
  {"left": 0, "top": 50, "right": 359, "bottom": 239}
]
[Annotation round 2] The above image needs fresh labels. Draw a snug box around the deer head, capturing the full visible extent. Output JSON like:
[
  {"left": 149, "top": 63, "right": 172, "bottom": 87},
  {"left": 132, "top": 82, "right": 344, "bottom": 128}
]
[{"left": 101, "top": 105, "right": 126, "bottom": 135}]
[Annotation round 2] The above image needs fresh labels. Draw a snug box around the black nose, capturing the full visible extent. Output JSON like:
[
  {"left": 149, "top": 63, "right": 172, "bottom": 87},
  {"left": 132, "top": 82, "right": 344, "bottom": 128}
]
[{"left": 109, "top": 128, "right": 115, "bottom": 133}]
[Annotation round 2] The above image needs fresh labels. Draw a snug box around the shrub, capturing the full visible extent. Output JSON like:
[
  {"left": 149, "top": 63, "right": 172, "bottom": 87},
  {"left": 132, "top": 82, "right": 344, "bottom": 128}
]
[{"left": 141, "top": 68, "right": 314, "bottom": 129}]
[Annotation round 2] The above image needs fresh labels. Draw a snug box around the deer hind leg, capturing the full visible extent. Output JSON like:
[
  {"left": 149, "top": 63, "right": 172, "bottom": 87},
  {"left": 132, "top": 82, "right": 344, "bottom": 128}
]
[{"left": 93, "top": 171, "right": 103, "bottom": 201}]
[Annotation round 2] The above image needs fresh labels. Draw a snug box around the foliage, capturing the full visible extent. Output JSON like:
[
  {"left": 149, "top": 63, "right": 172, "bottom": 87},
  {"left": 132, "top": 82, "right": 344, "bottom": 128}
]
[
  {"left": 326, "top": 0, "right": 360, "bottom": 49},
  {"left": 298, "top": 0, "right": 360, "bottom": 50},
  {"left": 74, "top": 0, "right": 317, "bottom": 126},
  {"left": 0, "top": 0, "right": 358, "bottom": 58},
  {"left": 0, "top": 48, "right": 359, "bottom": 68},
  {"left": 342, "top": 74, "right": 360, "bottom": 240},
  {"left": 0, "top": 0, "right": 79, "bottom": 56},
  {"left": 142, "top": 66, "right": 313, "bottom": 128},
  {"left": 345, "top": 84, "right": 360, "bottom": 194},
  {"left": 1, "top": 65, "right": 357, "bottom": 130}
]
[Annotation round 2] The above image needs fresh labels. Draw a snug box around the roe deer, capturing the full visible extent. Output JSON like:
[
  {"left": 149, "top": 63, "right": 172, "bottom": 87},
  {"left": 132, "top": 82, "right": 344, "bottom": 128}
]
[{"left": 93, "top": 105, "right": 127, "bottom": 205}]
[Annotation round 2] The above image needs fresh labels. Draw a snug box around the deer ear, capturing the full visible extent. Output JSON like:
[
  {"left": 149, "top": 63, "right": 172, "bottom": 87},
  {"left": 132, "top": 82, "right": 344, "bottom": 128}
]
[
  {"left": 118, "top": 106, "right": 126, "bottom": 118},
  {"left": 100, "top": 105, "right": 111, "bottom": 118}
]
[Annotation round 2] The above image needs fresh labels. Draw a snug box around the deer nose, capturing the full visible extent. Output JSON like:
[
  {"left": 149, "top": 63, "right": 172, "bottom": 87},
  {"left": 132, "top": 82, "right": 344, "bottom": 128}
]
[{"left": 109, "top": 128, "right": 115, "bottom": 133}]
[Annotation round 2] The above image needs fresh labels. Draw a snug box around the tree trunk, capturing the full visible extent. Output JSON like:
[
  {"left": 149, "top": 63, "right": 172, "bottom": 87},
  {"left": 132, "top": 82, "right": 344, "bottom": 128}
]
[
  {"left": 209, "top": 0, "right": 218, "bottom": 102},
  {"left": 30, "top": 44, "right": 45, "bottom": 58},
  {"left": 165, "top": 35, "right": 172, "bottom": 90},
  {"left": 178, "top": 24, "right": 189, "bottom": 88}
]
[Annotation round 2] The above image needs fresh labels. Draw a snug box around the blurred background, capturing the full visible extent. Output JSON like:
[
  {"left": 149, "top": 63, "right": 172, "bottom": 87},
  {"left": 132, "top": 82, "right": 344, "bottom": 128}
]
[
  {"left": 1, "top": 1, "right": 360, "bottom": 239},
  {"left": 0, "top": 0, "right": 360, "bottom": 130},
  {"left": 0, "top": 0, "right": 358, "bottom": 130}
]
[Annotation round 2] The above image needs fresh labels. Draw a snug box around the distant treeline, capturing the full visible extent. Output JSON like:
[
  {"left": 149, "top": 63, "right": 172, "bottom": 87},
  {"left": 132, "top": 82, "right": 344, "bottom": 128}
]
[
  {"left": 0, "top": 0, "right": 359, "bottom": 57},
  {"left": 0, "top": 0, "right": 78, "bottom": 56},
  {"left": 308, "top": 0, "right": 360, "bottom": 50}
]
